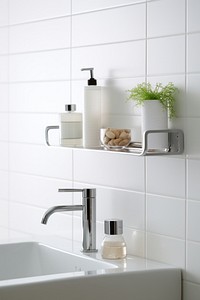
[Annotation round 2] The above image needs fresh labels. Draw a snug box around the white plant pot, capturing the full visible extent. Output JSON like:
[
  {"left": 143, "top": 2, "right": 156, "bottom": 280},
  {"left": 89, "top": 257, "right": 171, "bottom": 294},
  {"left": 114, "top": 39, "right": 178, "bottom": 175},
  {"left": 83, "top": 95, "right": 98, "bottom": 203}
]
[{"left": 141, "top": 100, "right": 168, "bottom": 150}]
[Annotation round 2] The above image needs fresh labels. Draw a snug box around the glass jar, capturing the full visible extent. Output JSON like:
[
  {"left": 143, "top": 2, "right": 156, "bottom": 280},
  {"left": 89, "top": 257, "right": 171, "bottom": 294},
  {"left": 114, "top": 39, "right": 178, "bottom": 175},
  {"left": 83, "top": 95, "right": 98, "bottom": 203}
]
[
  {"left": 60, "top": 104, "right": 82, "bottom": 147},
  {"left": 101, "top": 219, "right": 126, "bottom": 260}
]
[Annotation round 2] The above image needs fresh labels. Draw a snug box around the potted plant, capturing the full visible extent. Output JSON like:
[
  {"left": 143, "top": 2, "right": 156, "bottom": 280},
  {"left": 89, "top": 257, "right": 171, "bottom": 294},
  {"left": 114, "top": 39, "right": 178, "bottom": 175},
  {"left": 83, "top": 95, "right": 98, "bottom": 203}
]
[{"left": 127, "top": 82, "right": 178, "bottom": 149}]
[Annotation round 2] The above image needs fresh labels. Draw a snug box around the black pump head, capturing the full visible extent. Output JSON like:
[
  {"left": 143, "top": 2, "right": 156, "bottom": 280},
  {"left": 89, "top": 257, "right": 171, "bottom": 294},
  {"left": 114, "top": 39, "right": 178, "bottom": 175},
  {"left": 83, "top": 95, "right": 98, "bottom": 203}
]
[{"left": 81, "top": 67, "right": 97, "bottom": 86}]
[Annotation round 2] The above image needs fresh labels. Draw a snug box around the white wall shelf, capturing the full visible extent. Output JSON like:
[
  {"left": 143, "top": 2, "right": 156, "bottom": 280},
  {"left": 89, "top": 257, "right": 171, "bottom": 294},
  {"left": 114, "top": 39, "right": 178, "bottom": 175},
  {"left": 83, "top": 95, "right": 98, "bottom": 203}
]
[{"left": 45, "top": 129, "right": 184, "bottom": 156}]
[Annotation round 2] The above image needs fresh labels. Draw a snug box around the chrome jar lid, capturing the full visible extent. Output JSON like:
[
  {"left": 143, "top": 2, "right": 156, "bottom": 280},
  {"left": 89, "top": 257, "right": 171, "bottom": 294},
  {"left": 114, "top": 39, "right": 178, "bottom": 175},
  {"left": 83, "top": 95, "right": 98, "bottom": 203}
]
[{"left": 104, "top": 219, "right": 123, "bottom": 235}]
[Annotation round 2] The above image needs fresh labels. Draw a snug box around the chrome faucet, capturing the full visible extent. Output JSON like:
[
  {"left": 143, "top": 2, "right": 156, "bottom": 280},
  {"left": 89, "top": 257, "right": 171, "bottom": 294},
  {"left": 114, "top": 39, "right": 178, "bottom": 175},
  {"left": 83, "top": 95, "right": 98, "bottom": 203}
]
[{"left": 41, "top": 188, "right": 97, "bottom": 253}]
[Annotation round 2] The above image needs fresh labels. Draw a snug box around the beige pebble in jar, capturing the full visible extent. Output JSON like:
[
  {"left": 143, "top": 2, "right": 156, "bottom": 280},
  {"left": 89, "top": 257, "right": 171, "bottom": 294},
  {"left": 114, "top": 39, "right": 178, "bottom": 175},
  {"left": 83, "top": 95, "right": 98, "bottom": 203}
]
[
  {"left": 100, "top": 128, "right": 132, "bottom": 150},
  {"left": 101, "top": 219, "right": 127, "bottom": 260}
]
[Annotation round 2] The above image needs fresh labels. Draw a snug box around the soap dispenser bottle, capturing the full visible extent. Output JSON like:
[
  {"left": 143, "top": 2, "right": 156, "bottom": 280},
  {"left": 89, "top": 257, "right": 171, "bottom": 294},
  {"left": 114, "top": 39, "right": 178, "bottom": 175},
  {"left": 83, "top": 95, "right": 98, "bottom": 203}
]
[
  {"left": 101, "top": 219, "right": 127, "bottom": 259},
  {"left": 81, "top": 68, "right": 101, "bottom": 148}
]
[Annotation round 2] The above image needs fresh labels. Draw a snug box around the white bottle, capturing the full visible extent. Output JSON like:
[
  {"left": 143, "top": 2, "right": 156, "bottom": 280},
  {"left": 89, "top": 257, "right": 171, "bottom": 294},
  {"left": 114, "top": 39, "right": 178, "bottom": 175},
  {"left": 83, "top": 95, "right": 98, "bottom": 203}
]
[
  {"left": 60, "top": 104, "right": 82, "bottom": 147},
  {"left": 101, "top": 219, "right": 127, "bottom": 260},
  {"left": 81, "top": 68, "right": 101, "bottom": 148}
]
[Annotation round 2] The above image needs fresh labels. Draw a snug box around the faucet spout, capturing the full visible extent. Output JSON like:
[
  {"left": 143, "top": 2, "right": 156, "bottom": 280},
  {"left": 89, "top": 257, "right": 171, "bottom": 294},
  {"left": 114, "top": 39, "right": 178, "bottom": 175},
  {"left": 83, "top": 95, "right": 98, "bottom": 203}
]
[{"left": 41, "top": 205, "right": 83, "bottom": 224}]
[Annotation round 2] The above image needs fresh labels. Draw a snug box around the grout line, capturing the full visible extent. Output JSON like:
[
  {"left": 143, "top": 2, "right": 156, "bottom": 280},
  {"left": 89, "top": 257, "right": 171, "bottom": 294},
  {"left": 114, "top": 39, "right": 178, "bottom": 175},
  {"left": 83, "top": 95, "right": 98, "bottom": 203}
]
[
  {"left": 69, "top": 0, "right": 73, "bottom": 105},
  {"left": 185, "top": 0, "right": 188, "bottom": 275},
  {"left": 7, "top": 0, "right": 11, "bottom": 239},
  {"left": 6, "top": 71, "right": 197, "bottom": 86},
  {"left": 4, "top": 33, "right": 188, "bottom": 58},
  {"left": 144, "top": 0, "right": 148, "bottom": 259},
  {"left": 5, "top": 1, "right": 147, "bottom": 28}
]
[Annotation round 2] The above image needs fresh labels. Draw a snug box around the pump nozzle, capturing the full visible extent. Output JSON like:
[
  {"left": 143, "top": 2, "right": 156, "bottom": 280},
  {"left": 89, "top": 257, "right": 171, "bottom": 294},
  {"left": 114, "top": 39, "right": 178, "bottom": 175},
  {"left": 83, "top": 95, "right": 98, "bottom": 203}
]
[{"left": 81, "top": 68, "right": 97, "bottom": 86}]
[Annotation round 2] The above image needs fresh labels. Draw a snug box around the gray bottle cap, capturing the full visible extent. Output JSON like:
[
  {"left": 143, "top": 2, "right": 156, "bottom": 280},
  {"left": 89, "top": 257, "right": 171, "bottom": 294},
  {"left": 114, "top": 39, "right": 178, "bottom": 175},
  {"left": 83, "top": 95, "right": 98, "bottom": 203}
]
[
  {"left": 104, "top": 219, "right": 123, "bottom": 235},
  {"left": 65, "top": 104, "right": 76, "bottom": 112}
]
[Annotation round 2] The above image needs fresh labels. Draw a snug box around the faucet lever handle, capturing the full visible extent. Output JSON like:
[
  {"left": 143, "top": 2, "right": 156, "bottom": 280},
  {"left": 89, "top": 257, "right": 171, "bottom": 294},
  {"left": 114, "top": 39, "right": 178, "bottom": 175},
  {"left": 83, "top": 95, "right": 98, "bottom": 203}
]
[
  {"left": 58, "top": 188, "right": 96, "bottom": 198},
  {"left": 58, "top": 188, "right": 83, "bottom": 193}
]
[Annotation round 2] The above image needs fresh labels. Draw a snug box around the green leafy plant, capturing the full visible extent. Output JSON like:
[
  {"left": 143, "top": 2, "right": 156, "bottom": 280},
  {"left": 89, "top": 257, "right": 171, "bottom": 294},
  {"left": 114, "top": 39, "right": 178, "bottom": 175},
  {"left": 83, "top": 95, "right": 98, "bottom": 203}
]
[{"left": 127, "top": 82, "right": 178, "bottom": 119}]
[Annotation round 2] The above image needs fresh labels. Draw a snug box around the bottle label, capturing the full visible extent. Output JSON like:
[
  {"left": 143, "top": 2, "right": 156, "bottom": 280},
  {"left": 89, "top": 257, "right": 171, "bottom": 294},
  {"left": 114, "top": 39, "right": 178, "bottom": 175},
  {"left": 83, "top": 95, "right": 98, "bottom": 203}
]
[{"left": 61, "top": 122, "right": 82, "bottom": 139}]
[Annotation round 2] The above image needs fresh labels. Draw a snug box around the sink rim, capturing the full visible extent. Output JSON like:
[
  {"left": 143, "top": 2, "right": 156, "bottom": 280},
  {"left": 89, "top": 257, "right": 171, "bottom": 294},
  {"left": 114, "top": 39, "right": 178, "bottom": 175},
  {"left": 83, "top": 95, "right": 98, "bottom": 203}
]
[
  {"left": 0, "top": 241, "right": 117, "bottom": 286},
  {"left": 0, "top": 239, "right": 181, "bottom": 288}
]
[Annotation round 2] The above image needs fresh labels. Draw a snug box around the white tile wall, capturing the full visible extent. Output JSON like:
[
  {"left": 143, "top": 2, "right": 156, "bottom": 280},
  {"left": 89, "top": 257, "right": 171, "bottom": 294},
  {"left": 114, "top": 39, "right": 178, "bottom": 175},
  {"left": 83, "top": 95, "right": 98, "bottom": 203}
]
[
  {"left": 186, "top": 242, "right": 200, "bottom": 284},
  {"left": 0, "top": 0, "right": 200, "bottom": 299},
  {"left": 0, "top": 56, "right": 8, "bottom": 82},
  {"left": 73, "top": 149, "right": 145, "bottom": 191},
  {"left": 9, "top": 17, "right": 71, "bottom": 53},
  {"left": 147, "top": 233, "right": 185, "bottom": 268},
  {"left": 0, "top": 113, "right": 8, "bottom": 141},
  {"left": 188, "top": 200, "right": 200, "bottom": 242},
  {"left": 188, "top": 159, "right": 200, "bottom": 201},
  {"left": 0, "top": 142, "right": 8, "bottom": 171},
  {"left": 0, "top": 28, "right": 8, "bottom": 54},
  {"left": 9, "top": 144, "right": 73, "bottom": 179},
  {"left": 147, "top": 0, "right": 185, "bottom": 38},
  {"left": 9, "top": 0, "right": 71, "bottom": 24},
  {"left": 10, "top": 50, "right": 70, "bottom": 82},
  {"left": 0, "top": 84, "right": 8, "bottom": 112},
  {"left": 188, "top": 0, "right": 200, "bottom": 33},
  {"left": 72, "top": 4, "right": 145, "bottom": 47},
  {"left": 0, "top": 170, "right": 8, "bottom": 199},
  {"left": 9, "top": 82, "right": 70, "bottom": 113},
  {"left": 72, "top": 40, "right": 145, "bottom": 80},
  {"left": 146, "top": 157, "right": 185, "bottom": 198},
  {"left": 0, "top": 0, "right": 8, "bottom": 26},
  {"left": 188, "top": 33, "right": 200, "bottom": 73},
  {"left": 147, "top": 35, "right": 185, "bottom": 76},
  {"left": 72, "top": 0, "right": 145, "bottom": 14},
  {"left": 147, "top": 194, "right": 185, "bottom": 239}
]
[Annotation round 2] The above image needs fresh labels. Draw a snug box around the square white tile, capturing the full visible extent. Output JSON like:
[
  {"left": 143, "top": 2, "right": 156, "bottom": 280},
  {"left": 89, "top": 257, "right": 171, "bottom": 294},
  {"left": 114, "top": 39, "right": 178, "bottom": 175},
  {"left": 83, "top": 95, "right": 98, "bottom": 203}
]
[
  {"left": 0, "top": 56, "right": 8, "bottom": 82},
  {"left": 188, "top": 33, "right": 200, "bottom": 73},
  {"left": 72, "top": 4, "right": 145, "bottom": 47},
  {"left": 186, "top": 74, "right": 200, "bottom": 117},
  {"left": 147, "top": 35, "right": 185, "bottom": 75},
  {"left": 0, "top": 142, "right": 8, "bottom": 171},
  {"left": 0, "top": 28, "right": 8, "bottom": 54},
  {"left": 147, "top": 0, "right": 185, "bottom": 38},
  {"left": 0, "top": 113, "right": 8, "bottom": 141},
  {"left": 0, "top": 200, "right": 8, "bottom": 227},
  {"left": 186, "top": 241, "right": 200, "bottom": 284},
  {"left": 72, "top": 0, "right": 144, "bottom": 14},
  {"left": 185, "top": 118, "right": 200, "bottom": 157},
  {"left": 9, "top": 0, "right": 71, "bottom": 24},
  {"left": 9, "top": 50, "right": 70, "bottom": 82},
  {"left": 73, "top": 149, "right": 145, "bottom": 192},
  {"left": 146, "top": 157, "right": 185, "bottom": 198},
  {"left": 147, "top": 194, "right": 185, "bottom": 239},
  {"left": 147, "top": 232, "right": 185, "bottom": 268},
  {"left": 124, "top": 228, "right": 145, "bottom": 257},
  {"left": 0, "top": 0, "right": 8, "bottom": 26},
  {"left": 9, "top": 144, "right": 73, "bottom": 180},
  {"left": 0, "top": 171, "right": 8, "bottom": 200},
  {"left": 97, "top": 188, "right": 145, "bottom": 230},
  {"left": 0, "top": 84, "right": 8, "bottom": 112},
  {"left": 9, "top": 81, "right": 70, "bottom": 113},
  {"left": 188, "top": 200, "right": 200, "bottom": 242},
  {"left": 10, "top": 17, "right": 71, "bottom": 53},
  {"left": 188, "top": 159, "right": 200, "bottom": 201},
  {"left": 9, "top": 202, "right": 73, "bottom": 239},
  {"left": 9, "top": 172, "right": 73, "bottom": 208},
  {"left": 9, "top": 112, "right": 59, "bottom": 144},
  {"left": 188, "top": 0, "right": 200, "bottom": 33},
  {"left": 72, "top": 40, "right": 145, "bottom": 80}
]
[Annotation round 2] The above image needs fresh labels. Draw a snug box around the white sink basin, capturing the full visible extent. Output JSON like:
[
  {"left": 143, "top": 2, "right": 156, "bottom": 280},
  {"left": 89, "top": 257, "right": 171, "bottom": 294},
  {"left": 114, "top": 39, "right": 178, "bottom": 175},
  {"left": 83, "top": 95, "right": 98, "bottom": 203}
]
[
  {"left": 0, "top": 240, "right": 181, "bottom": 300},
  {"left": 0, "top": 241, "right": 114, "bottom": 281}
]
